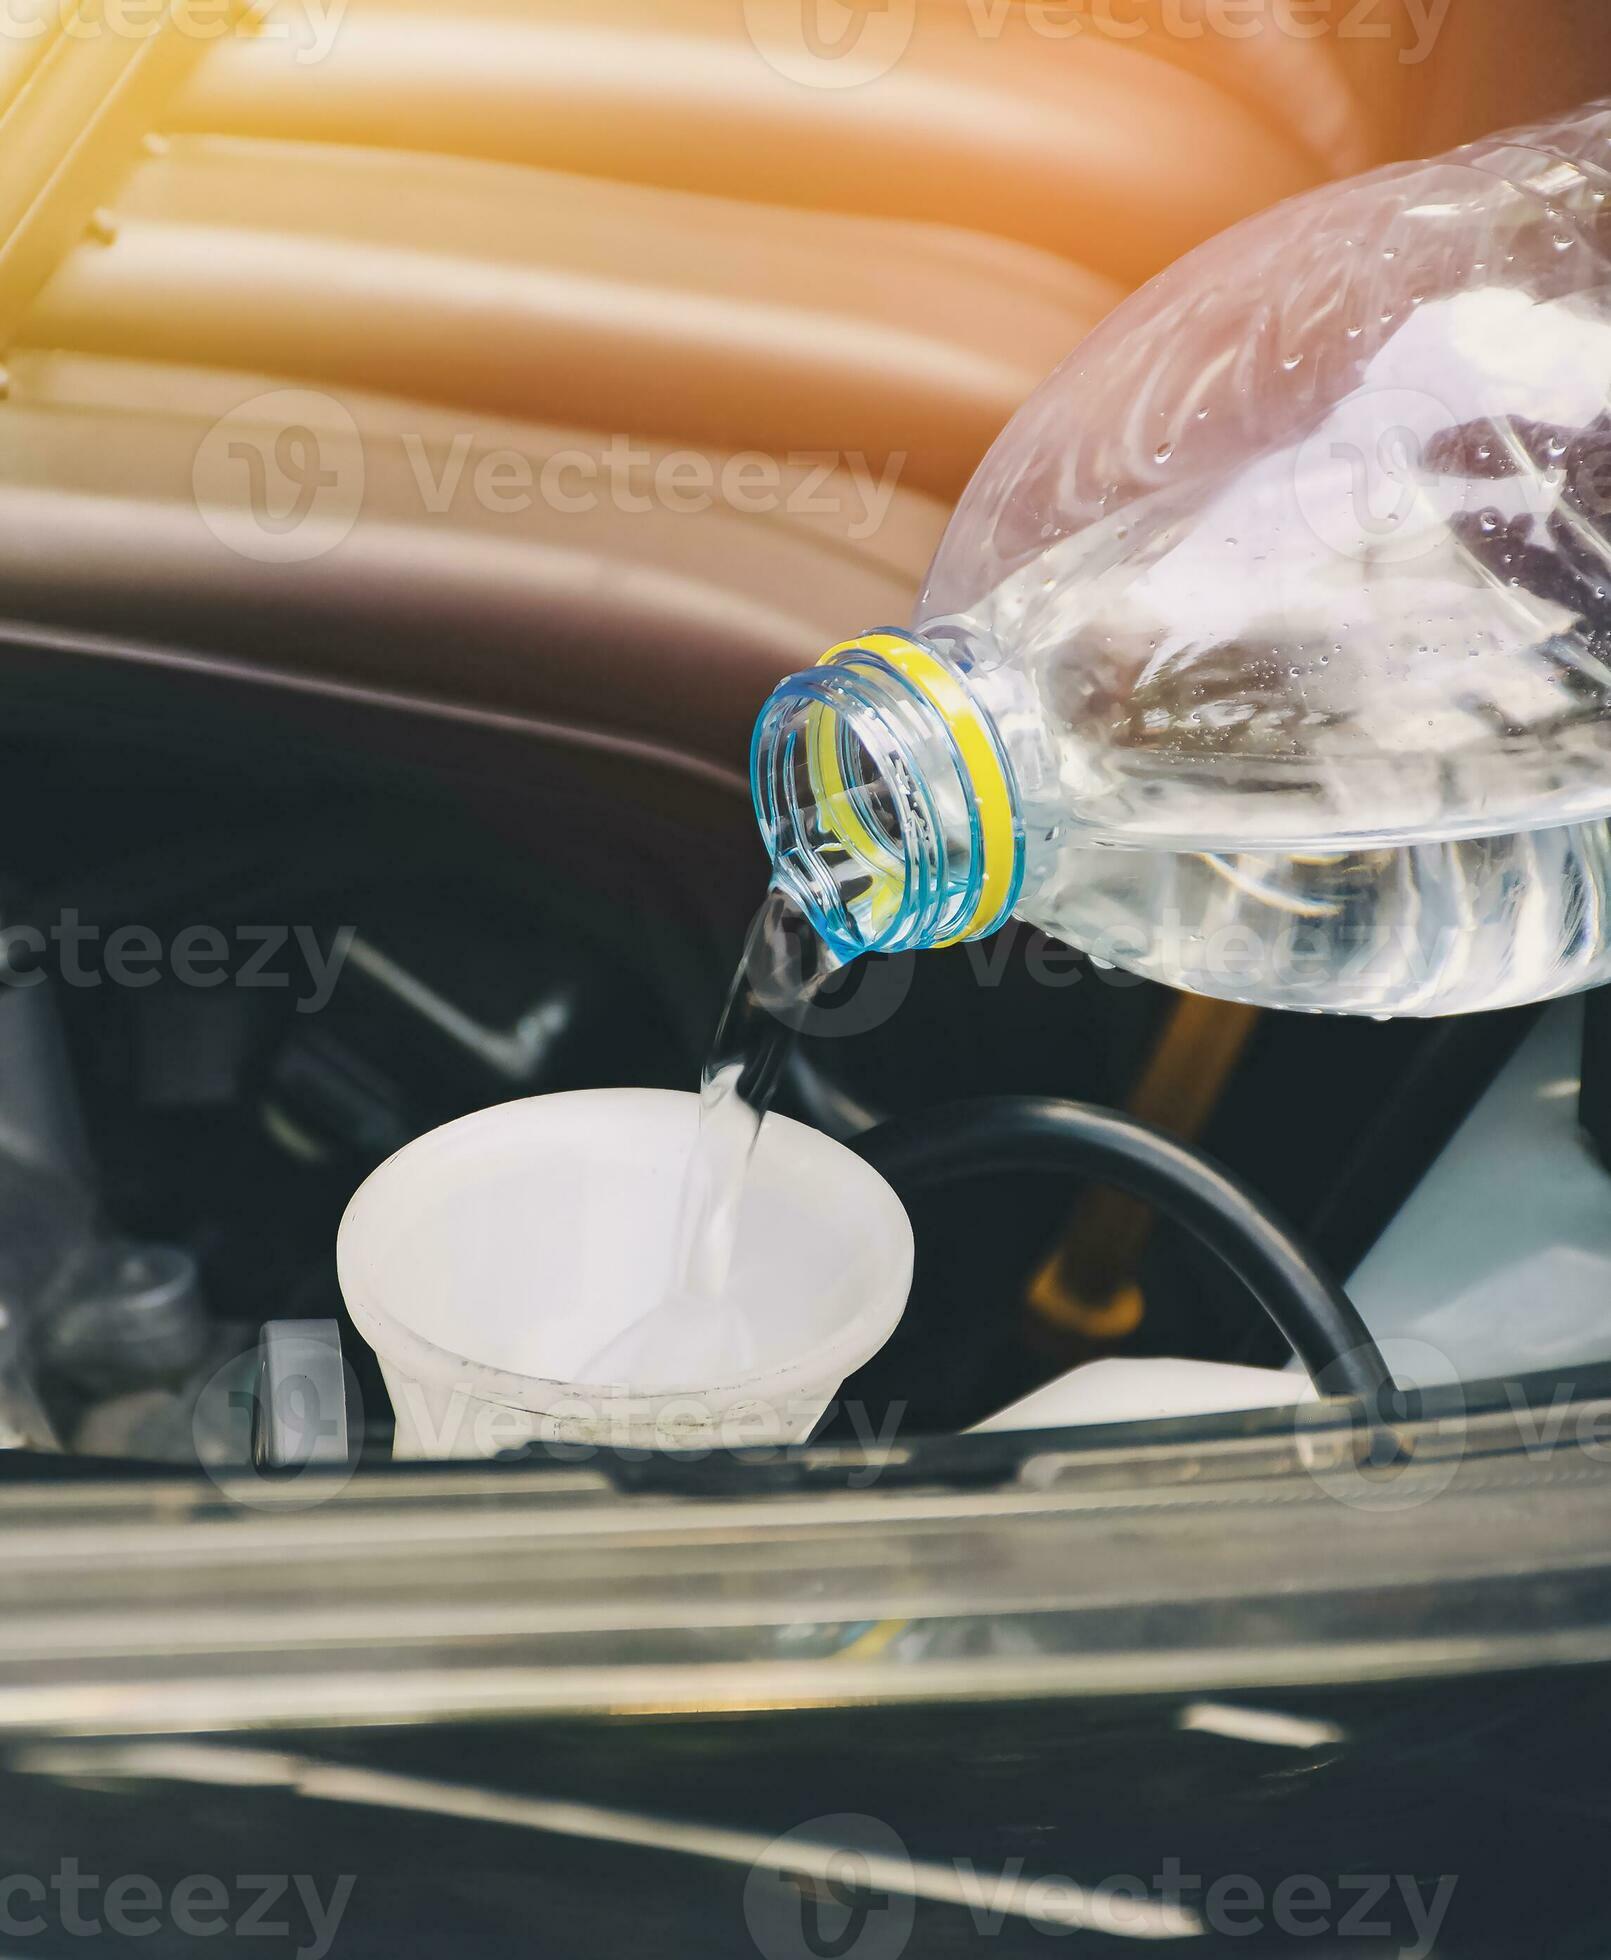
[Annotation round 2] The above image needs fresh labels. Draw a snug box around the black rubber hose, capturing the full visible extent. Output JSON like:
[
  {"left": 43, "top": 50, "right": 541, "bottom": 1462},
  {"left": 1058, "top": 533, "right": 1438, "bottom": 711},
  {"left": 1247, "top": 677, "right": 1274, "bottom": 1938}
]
[{"left": 849, "top": 1095, "right": 1401, "bottom": 1416}]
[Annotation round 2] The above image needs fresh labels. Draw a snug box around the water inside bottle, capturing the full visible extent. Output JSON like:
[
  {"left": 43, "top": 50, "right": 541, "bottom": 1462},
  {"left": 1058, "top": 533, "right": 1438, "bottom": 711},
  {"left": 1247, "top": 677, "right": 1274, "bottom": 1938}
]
[
  {"left": 575, "top": 887, "right": 837, "bottom": 1386},
  {"left": 1016, "top": 821, "right": 1611, "bottom": 1017},
  {"left": 955, "top": 427, "right": 1611, "bottom": 1016}
]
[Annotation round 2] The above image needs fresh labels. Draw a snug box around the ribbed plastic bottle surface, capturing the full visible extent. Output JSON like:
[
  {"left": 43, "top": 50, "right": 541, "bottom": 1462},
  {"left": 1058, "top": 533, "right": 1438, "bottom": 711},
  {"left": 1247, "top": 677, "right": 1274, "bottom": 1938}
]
[{"left": 916, "top": 101, "right": 1611, "bottom": 1013}]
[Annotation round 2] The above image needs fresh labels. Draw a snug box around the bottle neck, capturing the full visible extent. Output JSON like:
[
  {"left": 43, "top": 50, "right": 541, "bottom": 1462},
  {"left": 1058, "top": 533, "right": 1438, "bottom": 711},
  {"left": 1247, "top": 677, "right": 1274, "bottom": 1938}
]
[{"left": 750, "top": 630, "right": 1024, "bottom": 962}]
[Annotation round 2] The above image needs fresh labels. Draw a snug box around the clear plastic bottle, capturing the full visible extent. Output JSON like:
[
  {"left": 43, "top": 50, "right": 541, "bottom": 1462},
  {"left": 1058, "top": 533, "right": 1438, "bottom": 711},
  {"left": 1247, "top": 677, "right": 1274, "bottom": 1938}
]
[{"left": 752, "top": 100, "right": 1611, "bottom": 1017}]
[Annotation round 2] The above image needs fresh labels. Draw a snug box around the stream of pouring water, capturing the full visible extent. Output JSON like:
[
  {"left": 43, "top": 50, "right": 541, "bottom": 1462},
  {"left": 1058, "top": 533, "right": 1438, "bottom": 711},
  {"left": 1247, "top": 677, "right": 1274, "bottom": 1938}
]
[{"left": 576, "top": 887, "right": 838, "bottom": 1386}]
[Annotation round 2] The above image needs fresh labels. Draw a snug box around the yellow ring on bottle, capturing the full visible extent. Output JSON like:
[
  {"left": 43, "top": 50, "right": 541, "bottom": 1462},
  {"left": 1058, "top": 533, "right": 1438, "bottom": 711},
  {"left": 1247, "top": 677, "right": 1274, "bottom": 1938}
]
[{"left": 809, "top": 632, "right": 1018, "bottom": 948}]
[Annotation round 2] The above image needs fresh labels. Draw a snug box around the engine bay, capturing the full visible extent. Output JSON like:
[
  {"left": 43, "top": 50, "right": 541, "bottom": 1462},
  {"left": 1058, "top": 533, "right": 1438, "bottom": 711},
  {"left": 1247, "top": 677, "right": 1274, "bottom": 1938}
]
[{"left": 0, "top": 655, "right": 1560, "bottom": 1474}]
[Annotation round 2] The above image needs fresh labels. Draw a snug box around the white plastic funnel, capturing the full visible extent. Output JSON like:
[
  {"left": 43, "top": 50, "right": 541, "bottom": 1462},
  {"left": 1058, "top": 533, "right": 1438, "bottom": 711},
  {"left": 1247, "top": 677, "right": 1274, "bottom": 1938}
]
[{"left": 338, "top": 1089, "right": 914, "bottom": 1460}]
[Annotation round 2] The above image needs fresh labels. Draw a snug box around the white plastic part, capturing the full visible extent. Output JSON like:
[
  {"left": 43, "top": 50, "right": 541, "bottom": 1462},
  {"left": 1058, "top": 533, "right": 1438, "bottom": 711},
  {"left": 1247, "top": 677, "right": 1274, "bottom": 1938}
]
[
  {"left": 973, "top": 1356, "right": 1314, "bottom": 1435},
  {"left": 987, "top": 996, "right": 1611, "bottom": 1438},
  {"left": 338, "top": 1089, "right": 913, "bottom": 1460},
  {"left": 1345, "top": 996, "right": 1611, "bottom": 1386}
]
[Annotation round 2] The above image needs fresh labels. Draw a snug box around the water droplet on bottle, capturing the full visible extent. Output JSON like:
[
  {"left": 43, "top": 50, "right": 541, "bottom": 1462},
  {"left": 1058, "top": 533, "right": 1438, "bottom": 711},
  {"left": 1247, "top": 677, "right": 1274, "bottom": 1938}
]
[
  {"left": 1371, "top": 1012, "right": 1392, "bottom": 1024},
  {"left": 1288, "top": 666, "right": 1301, "bottom": 678},
  {"left": 1380, "top": 307, "right": 1395, "bottom": 325},
  {"left": 1345, "top": 323, "right": 1363, "bottom": 340},
  {"left": 1195, "top": 406, "right": 1210, "bottom": 421},
  {"left": 1478, "top": 509, "right": 1500, "bottom": 535},
  {"left": 1383, "top": 246, "right": 1398, "bottom": 261},
  {"left": 1319, "top": 654, "right": 1330, "bottom": 666},
  {"left": 1154, "top": 442, "right": 1175, "bottom": 465},
  {"left": 1554, "top": 233, "right": 1575, "bottom": 252},
  {"left": 1547, "top": 434, "right": 1569, "bottom": 461},
  {"left": 1281, "top": 353, "right": 1303, "bottom": 372}
]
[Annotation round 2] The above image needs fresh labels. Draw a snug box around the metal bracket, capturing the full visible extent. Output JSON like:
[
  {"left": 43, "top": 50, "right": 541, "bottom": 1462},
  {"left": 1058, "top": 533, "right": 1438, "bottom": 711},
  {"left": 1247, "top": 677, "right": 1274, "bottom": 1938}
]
[{"left": 251, "top": 1318, "right": 353, "bottom": 1473}]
